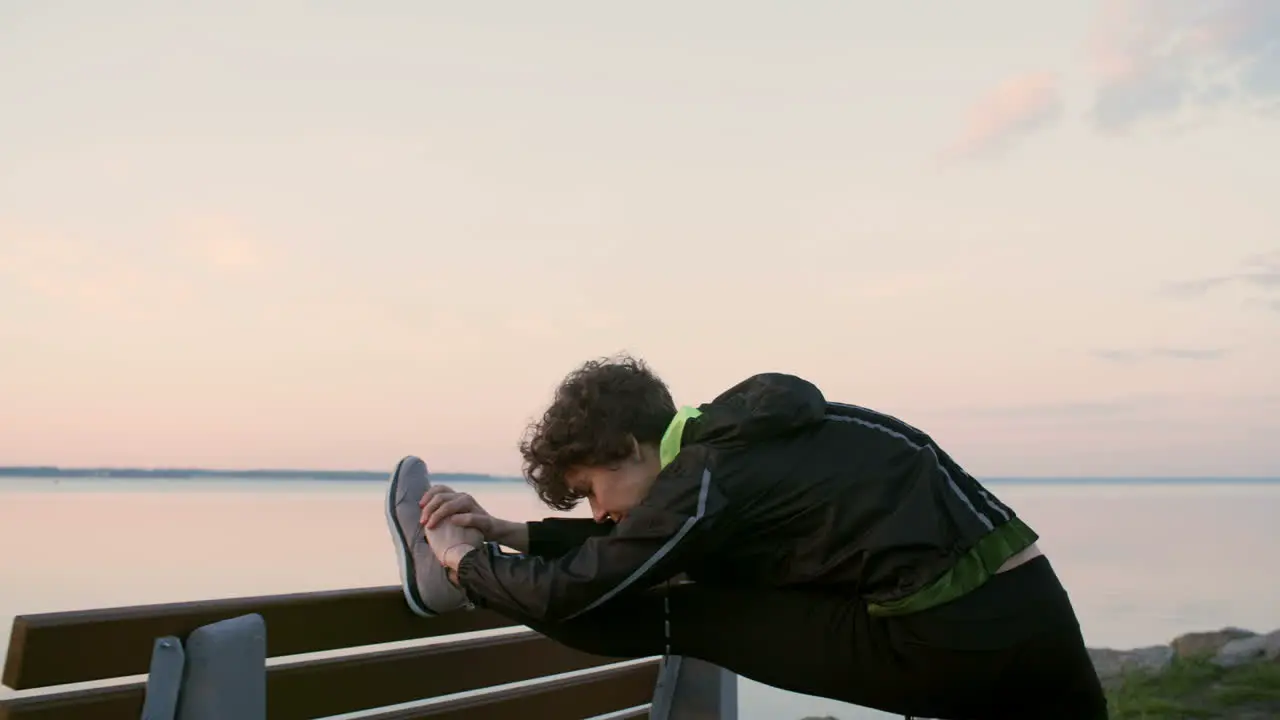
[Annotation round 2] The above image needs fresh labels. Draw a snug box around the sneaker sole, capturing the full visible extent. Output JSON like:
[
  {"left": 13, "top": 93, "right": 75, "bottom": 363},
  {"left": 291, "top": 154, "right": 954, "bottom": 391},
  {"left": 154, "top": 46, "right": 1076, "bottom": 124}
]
[{"left": 385, "top": 456, "right": 435, "bottom": 618}]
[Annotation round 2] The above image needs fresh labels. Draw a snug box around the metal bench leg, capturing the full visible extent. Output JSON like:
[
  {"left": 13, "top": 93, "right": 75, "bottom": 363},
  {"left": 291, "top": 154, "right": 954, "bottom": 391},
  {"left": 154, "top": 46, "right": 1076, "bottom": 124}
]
[
  {"left": 650, "top": 655, "right": 738, "bottom": 720},
  {"left": 140, "top": 636, "right": 185, "bottom": 720}
]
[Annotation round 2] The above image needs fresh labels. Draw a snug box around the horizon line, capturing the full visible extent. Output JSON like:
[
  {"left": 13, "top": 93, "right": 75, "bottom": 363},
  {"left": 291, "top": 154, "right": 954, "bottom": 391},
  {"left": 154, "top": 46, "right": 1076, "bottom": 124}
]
[{"left": 1, "top": 466, "right": 1278, "bottom": 483}]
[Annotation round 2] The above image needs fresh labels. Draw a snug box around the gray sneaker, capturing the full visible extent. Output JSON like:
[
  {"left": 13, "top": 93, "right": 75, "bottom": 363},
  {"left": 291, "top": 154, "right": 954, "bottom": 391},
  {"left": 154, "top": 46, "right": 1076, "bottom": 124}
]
[{"left": 385, "top": 455, "right": 471, "bottom": 617}]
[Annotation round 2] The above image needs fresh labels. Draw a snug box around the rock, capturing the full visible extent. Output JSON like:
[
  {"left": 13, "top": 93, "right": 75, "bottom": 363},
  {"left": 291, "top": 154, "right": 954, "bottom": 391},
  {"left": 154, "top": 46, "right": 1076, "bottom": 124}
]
[
  {"left": 1171, "top": 627, "right": 1257, "bottom": 658},
  {"left": 1088, "top": 644, "right": 1174, "bottom": 681},
  {"left": 1213, "top": 629, "right": 1280, "bottom": 668}
]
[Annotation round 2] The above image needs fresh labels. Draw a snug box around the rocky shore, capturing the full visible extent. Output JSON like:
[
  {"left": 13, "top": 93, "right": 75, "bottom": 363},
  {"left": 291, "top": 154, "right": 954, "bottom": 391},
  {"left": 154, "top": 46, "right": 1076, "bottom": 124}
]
[
  {"left": 799, "top": 626, "right": 1280, "bottom": 720},
  {"left": 1090, "top": 626, "right": 1280, "bottom": 719}
]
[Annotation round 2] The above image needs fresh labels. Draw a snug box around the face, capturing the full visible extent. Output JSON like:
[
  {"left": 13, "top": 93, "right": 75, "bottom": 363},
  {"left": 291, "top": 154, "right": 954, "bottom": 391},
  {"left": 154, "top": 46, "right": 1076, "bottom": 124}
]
[{"left": 565, "top": 440, "right": 661, "bottom": 524}]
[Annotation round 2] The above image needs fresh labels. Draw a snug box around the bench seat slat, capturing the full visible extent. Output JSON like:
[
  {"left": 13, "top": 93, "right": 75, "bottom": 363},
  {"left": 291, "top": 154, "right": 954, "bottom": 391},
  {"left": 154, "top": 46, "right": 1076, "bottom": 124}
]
[
  {"left": 0, "top": 684, "right": 141, "bottom": 720},
  {"left": 269, "top": 630, "right": 641, "bottom": 719},
  {"left": 359, "top": 660, "right": 660, "bottom": 720}
]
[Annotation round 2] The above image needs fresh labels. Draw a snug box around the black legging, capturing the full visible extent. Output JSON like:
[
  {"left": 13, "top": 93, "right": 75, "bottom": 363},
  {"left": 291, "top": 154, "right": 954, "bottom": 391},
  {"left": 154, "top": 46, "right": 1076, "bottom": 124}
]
[{"left": 504, "top": 557, "right": 1108, "bottom": 720}]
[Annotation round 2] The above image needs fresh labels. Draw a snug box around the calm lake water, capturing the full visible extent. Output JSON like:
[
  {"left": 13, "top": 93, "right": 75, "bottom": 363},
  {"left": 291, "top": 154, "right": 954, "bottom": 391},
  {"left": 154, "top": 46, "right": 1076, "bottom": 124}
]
[{"left": 1, "top": 477, "right": 1278, "bottom": 719}]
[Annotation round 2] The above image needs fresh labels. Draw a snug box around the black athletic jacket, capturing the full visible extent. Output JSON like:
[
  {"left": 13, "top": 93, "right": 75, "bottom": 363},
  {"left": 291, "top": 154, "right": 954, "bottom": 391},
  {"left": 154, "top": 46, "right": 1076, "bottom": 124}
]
[{"left": 455, "top": 373, "right": 1036, "bottom": 622}]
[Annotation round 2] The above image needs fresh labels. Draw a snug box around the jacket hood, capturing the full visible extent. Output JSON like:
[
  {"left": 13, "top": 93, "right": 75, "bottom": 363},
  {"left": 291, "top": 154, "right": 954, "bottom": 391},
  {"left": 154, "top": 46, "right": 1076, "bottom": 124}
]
[{"left": 683, "top": 373, "right": 827, "bottom": 450}]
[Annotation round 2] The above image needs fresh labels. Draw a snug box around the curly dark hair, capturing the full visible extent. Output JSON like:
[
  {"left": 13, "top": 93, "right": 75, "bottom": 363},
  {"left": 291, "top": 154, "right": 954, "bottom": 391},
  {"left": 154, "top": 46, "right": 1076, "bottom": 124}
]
[{"left": 520, "top": 353, "right": 676, "bottom": 511}]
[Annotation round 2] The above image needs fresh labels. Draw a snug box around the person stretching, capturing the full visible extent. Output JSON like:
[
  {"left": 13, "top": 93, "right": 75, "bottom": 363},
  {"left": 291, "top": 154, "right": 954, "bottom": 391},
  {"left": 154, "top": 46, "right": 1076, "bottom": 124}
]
[{"left": 384, "top": 355, "right": 1108, "bottom": 719}]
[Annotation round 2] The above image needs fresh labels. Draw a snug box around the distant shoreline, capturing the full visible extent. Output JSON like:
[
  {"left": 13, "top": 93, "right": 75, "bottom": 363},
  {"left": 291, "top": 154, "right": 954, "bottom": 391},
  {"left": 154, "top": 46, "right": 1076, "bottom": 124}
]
[
  {"left": 0, "top": 467, "right": 518, "bottom": 482},
  {"left": 0, "top": 467, "right": 1277, "bottom": 485}
]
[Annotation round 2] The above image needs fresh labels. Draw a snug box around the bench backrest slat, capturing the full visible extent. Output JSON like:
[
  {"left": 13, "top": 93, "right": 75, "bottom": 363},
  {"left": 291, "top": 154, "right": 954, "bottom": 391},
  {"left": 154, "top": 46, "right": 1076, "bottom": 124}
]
[
  {"left": 0, "top": 585, "right": 736, "bottom": 720},
  {"left": 2, "top": 586, "right": 514, "bottom": 691},
  {"left": 0, "top": 631, "right": 650, "bottom": 720}
]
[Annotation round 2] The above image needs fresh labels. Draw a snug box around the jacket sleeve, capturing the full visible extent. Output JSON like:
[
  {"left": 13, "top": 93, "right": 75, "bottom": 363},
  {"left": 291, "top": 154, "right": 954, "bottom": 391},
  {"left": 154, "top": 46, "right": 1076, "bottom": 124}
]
[
  {"left": 456, "top": 449, "right": 722, "bottom": 622},
  {"left": 526, "top": 518, "right": 616, "bottom": 558}
]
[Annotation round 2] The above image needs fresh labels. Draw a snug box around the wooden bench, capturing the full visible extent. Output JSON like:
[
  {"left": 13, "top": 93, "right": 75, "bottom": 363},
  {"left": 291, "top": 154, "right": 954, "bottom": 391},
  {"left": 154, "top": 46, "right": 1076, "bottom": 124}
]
[{"left": 0, "top": 585, "right": 737, "bottom": 719}]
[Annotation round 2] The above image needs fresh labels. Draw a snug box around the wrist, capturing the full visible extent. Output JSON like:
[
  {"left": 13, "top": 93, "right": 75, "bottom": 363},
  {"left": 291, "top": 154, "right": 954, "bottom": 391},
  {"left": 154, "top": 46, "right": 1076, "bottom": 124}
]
[
  {"left": 491, "top": 519, "right": 531, "bottom": 553},
  {"left": 490, "top": 518, "right": 517, "bottom": 544}
]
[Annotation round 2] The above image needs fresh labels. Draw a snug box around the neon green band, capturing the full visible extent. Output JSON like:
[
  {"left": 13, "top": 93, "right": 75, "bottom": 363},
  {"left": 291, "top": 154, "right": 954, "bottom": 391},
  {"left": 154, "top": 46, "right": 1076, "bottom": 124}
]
[{"left": 659, "top": 406, "right": 703, "bottom": 468}]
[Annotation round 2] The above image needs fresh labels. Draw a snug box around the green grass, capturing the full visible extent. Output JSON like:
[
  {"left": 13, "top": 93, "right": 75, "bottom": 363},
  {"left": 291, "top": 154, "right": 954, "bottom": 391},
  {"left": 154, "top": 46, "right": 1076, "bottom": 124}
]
[{"left": 1107, "top": 656, "right": 1280, "bottom": 719}]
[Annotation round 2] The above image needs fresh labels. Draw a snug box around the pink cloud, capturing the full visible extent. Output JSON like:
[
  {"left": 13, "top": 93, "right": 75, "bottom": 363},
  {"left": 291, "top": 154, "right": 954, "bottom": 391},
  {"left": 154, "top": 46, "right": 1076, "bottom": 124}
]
[
  {"left": 178, "top": 216, "right": 269, "bottom": 274},
  {"left": 941, "top": 72, "right": 1064, "bottom": 162},
  {"left": 0, "top": 219, "right": 261, "bottom": 318},
  {"left": 1087, "top": 0, "right": 1280, "bottom": 130},
  {"left": 0, "top": 230, "right": 154, "bottom": 313}
]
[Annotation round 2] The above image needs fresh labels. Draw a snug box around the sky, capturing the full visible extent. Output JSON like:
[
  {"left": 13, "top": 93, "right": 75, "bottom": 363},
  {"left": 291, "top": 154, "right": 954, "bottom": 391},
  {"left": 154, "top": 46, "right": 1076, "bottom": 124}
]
[{"left": 1, "top": 1, "right": 1278, "bottom": 477}]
